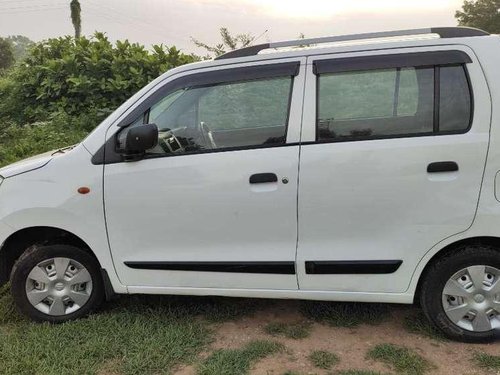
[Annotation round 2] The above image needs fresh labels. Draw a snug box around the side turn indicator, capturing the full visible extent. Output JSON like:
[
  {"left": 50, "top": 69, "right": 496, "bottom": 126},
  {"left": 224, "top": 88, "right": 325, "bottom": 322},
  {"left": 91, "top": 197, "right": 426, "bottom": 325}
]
[{"left": 77, "top": 187, "right": 91, "bottom": 195}]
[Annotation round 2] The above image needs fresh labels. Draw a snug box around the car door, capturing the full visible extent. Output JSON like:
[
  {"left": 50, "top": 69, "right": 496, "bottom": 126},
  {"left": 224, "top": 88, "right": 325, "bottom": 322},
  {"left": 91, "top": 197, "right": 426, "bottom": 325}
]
[
  {"left": 296, "top": 46, "right": 491, "bottom": 293},
  {"left": 104, "top": 58, "right": 305, "bottom": 290}
]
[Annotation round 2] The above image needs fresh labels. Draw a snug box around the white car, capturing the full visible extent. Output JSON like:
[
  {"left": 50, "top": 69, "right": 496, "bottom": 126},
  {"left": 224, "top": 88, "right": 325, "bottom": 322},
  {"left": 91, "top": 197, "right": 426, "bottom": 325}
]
[{"left": 0, "top": 26, "right": 499, "bottom": 342}]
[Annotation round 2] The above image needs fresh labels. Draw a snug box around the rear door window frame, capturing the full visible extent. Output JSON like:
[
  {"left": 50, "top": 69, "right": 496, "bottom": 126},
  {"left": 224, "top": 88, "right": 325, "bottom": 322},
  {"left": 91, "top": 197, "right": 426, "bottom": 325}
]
[{"left": 313, "top": 50, "right": 474, "bottom": 143}]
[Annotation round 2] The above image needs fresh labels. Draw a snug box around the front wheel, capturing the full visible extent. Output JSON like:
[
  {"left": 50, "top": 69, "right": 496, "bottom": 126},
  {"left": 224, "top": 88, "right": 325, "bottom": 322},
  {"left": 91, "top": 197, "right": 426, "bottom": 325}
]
[
  {"left": 10, "top": 244, "right": 104, "bottom": 323},
  {"left": 420, "top": 245, "right": 500, "bottom": 342}
]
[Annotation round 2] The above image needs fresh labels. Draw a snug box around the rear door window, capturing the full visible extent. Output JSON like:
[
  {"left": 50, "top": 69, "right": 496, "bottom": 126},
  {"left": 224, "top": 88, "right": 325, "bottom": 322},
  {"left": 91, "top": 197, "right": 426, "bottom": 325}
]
[
  {"left": 316, "top": 54, "right": 472, "bottom": 142},
  {"left": 318, "top": 67, "right": 434, "bottom": 140}
]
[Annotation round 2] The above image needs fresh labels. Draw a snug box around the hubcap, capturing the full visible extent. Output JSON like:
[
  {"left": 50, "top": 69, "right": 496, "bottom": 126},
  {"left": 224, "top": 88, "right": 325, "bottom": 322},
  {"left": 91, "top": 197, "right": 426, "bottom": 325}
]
[
  {"left": 442, "top": 265, "right": 500, "bottom": 332},
  {"left": 25, "top": 257, "right": 93, "bottom": 316},
  {"left": 474, "top": 294, "right": 485, "bottom": 303}
]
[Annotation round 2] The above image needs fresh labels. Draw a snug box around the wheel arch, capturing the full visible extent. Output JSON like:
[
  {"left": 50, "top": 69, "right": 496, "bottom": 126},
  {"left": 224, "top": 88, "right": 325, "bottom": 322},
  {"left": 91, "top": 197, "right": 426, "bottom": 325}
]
[
  {"left": 413, "top": 236, "right": 500, "bottom": 304},
  {"left": 0, "top": 226, "right": 99, "bottom": 285}
]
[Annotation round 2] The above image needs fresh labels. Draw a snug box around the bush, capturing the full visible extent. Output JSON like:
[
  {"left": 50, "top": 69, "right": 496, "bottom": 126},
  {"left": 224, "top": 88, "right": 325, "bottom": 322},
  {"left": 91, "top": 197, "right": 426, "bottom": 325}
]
[
  {"left": 0, "top": 33, "right": 198, "bottom": 123},
  {"left": 0, "top": 110, "right": 104, "bottom": 168},
  {"left": 0, "top": 33, "right": 198, "bottom": 167}
]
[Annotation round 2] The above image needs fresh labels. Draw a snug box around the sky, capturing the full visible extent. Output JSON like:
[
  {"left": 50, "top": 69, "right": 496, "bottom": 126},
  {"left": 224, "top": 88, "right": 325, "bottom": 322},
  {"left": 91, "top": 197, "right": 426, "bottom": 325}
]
[{"left": 0, "top": 0, "right": 465, "bottom": 55}]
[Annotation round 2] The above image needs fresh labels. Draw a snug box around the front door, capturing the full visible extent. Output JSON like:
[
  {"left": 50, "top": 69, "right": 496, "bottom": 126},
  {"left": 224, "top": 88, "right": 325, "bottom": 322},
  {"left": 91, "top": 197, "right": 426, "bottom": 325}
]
[
  {"left": 297, "top": 47, "right": 491, "bottom": 293},
  {"left": 104, "top": 59, "right": 305, "bottom": 290}
]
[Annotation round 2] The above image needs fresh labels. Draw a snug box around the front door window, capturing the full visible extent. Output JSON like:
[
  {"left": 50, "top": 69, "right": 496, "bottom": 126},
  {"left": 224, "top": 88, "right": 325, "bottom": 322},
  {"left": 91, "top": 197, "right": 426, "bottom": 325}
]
[{"left": 124, "top": 76, "right": 294, "bottom": 156}]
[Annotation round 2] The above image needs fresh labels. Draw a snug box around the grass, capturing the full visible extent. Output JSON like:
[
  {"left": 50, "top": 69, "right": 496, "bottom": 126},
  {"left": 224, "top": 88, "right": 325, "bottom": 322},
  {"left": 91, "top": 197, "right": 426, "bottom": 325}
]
[
  {"left": 0, "top": 285, "right": 272, "bottom": 375},
  {"left": 366, "top": 344, "right": 434, "bottom": 375},
  {"left": 0, "top": 295, "right": 211, "bottom": 375},
  {"left": 403, "top": 310, "right": 448, "bottom": 341},
  {"left": 264, "top": 321, "right": 312, "bottom": 339},
  {"left": 0, "top": 285, "right": 483, "bottom": 375},
  {"left": 0, "top": 284, "right": 23, "bottom": 325},
  {"left": 196, "top": 340, "right": 284, "bottom": 375},
  {"left": 472, "top": 352, "right": 500, "bottom": 372},
  {"left": 110, "top": 294, "right": 270, "bottom": 324},
  {"left": 300, "top": 301, "right": 389, "bottom": 328},
  {"left": 308, "top": 350, "right": 340, "bottom": 370},
  {"left": 335, "top": 371, "right": 386, "bottom": 375}
]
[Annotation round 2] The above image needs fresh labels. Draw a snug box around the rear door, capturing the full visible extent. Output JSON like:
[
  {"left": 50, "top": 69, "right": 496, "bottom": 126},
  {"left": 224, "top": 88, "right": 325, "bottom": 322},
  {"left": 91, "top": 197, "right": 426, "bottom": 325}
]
[{"left": 297, "top": 46, "right": 491, "bottom": 293}]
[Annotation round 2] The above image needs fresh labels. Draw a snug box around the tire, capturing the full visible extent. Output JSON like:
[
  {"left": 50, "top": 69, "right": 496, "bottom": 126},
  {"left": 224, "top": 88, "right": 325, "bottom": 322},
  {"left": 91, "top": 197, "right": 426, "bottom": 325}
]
[
  {"left": 10, "top": 244, "right": 104, "bottom": 323},
  {"left": 420, "top": 244, "right": 500, "bottom": 343}
]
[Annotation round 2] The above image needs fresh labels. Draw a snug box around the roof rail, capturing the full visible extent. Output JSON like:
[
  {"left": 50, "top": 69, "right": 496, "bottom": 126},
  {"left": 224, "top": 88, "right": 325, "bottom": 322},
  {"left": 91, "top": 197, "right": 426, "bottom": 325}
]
[{"left": 215, "top": 27, "right": 489, "bottom": 60}]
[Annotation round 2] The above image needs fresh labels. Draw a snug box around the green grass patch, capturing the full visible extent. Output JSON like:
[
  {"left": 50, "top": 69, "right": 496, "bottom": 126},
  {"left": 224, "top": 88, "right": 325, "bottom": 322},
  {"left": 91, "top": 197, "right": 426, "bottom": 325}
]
[
  {"left": 264, "top": 321, "right": 312, "bottom": 339},
  {"left": 308, "top": 350, "right": 340, "bottom": 370},
  {"left": 366, "top": 343, "right": 433, "bottom": 375},
  {"left": 112, "top": 294, "right": 270, "bottom": 323},
  {"left": 0, "top": 304, "right": 211, "bottom": 375},
  {"left": 403, "top": 310, "right": 448, "bottom": 341},
  {"left": 0, "top": 289, "right": 267, "bottom": 326},
  {"left": 196, "top": 340, "right": 284, "bottom": 375},
  {"left": 300, "top": 302, "right": 389, "bottom": 328},
  {"left": 472, "top": 352, "right": 500, "bottom": 372},
  {"left": 0, "top": 291, "right": 272, "bottom": 375},
  {"left": 0, "top": 284, "right": 24, "bottom": 325},
  {"left": 335, "top": 371, "right": 385, "bottom": 375}
]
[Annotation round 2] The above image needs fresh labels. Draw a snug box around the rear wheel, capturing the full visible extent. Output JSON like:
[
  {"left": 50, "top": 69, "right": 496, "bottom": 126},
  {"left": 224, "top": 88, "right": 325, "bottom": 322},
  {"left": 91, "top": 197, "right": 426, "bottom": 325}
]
[
  {"left": 420, "top": 244, "right": 500, "bottom": 342},
  {"left": 10, "top": 244, "right": 104, "bottom": 323}
]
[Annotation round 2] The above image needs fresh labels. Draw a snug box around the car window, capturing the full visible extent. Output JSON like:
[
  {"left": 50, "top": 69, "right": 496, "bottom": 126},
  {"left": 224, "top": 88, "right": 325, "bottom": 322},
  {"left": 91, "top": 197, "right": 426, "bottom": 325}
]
[
  {"left": 439, "top": 65, "right": 471, "bottom": 132},
  {"left": 316, "top": 60, "right": 472, "bottom": 142},
  {"left": 317, "top": 67, "right": 434, "bottom": 141},
  {"left": 198, "top": 78, "right": 291, "bottom": 132},
  {"left": 129, "top": 76, "right": 293, "bottom": 156},
  {"left": 149, "top": 89, "right": 186, "bottom": 124}
]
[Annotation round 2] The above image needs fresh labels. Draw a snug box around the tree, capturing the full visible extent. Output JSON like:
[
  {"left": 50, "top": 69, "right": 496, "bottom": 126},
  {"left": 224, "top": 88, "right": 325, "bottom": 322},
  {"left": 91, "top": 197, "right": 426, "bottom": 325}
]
[
  {"left": 455, "top": 0, "right": 500, "bottom": 33},
  {"left": 191, "top": 27, "right": 255, "bottom": 57},
  {"left": 0, "top": 38, "right": 14, "bottom": 71},
  {"left": 7, "top": 35, "right": 34, "bottom": 62},
  {"left": 70, "top": 0, "right": 82, "bottom": 38}
]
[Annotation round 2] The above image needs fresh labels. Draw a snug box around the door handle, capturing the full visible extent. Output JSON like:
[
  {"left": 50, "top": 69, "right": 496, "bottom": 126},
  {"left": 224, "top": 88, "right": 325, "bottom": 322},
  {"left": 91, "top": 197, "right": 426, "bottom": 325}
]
[
  {"left": 427, "top": 161, "right": 459, "bottom": 173},
  {"left": 249, "top": 173, "right": 278, "bottom": 184}
]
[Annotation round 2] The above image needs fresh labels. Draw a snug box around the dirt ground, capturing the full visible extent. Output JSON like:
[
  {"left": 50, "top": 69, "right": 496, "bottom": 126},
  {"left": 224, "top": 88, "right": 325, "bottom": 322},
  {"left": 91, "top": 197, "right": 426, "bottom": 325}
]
[{"left": 175, "top": 300, "right": 499, "bottom": 375}]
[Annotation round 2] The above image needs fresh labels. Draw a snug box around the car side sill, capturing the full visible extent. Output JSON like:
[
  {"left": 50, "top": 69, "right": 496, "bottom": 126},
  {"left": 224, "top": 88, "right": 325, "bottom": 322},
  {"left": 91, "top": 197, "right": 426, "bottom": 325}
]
[{"left": 125, "top": 286, "right": 414, "bottom": 304}]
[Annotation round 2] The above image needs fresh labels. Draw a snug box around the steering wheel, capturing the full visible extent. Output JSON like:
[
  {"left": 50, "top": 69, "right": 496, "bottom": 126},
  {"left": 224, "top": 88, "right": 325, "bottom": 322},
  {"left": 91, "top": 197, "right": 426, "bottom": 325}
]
[
  {"left": 157, "top": 129, "right": 185, "bottom": 154},
  {"left": 198, "top": 121, "right": 217, "bottom": 149}
]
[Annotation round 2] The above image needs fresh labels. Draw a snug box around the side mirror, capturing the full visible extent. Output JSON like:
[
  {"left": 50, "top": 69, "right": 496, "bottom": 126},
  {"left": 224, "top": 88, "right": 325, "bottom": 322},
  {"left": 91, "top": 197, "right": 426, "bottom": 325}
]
[{"left": 118, "top": 124, "right": 159, "bottom": 158}]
